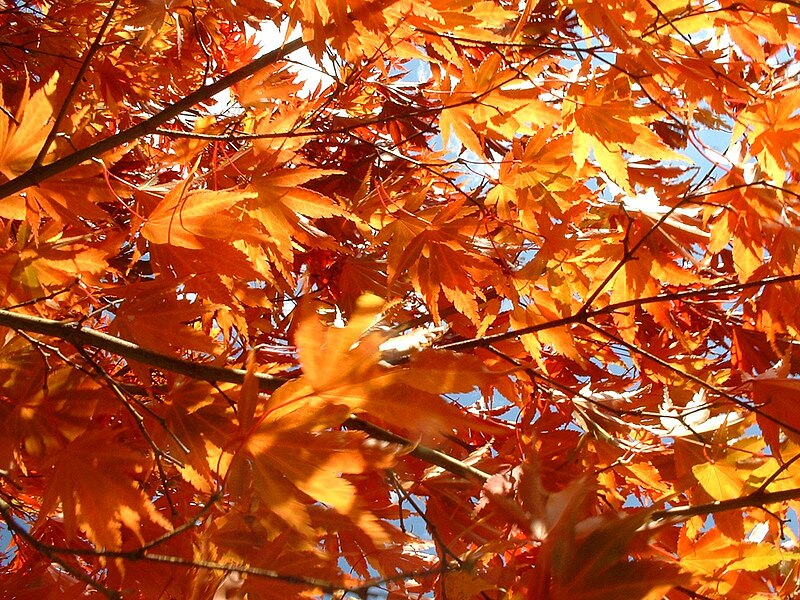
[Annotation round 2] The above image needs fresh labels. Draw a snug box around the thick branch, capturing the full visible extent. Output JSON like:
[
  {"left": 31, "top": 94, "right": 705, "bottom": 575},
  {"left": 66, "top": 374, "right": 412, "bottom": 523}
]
[
  {"left": 0, "top": 37, "right": 305, "bottom": 201},
  {"left": 0, "top": 309, "right": 489, "bottom": 482},
  {"left": 0, "top": 309, "right": 285, "bottom": 390}
]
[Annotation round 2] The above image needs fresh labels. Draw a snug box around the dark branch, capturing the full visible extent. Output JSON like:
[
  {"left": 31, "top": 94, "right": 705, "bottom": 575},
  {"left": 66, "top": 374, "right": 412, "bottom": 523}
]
[
  {"left": 439, "top": 273, "right": 800, "bottom": 352},
  {"left": 0, "top": 309, "right": 286, "bottom": 390},
  {"left": 0, "top": 37, "right": 305, "bottom": 201},
  {"left": 652, "top": 486, "right": 800, "bottom": 521}
]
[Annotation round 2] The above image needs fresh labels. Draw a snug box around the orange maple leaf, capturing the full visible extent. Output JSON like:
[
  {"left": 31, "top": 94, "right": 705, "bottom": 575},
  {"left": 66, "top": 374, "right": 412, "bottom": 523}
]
[
  {"left": 141, "top": 181, "right": 258, "bottom": 250},
  {"left": 37, "top": 430, "right": 169, "bottom": 550}
]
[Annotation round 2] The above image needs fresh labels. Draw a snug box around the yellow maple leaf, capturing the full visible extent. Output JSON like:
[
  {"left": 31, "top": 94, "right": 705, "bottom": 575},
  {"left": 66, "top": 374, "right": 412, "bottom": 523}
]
[
  {"left": 0, "top": 73, "right": 59, "bottom": 179},
  {"left": 692, "top": 461, "right": 748, "bottom": 501}
]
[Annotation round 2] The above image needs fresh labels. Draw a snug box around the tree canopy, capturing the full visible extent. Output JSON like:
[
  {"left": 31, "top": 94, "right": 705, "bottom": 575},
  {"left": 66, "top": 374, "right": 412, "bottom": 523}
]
[{"left": 2, "top": 0, "right": 800, "bottom": 598}]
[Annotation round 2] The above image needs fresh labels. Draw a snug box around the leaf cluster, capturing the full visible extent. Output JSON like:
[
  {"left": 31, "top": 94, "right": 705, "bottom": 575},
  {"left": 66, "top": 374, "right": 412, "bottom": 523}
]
[{"left": 1, "top": 0, "right": 800, "bottom": 598}]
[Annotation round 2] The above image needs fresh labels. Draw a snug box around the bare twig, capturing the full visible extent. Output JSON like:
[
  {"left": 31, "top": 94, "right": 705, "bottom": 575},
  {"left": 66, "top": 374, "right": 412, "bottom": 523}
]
[{"left": 2, "top": 279, "right": 80, "bottom": 310}]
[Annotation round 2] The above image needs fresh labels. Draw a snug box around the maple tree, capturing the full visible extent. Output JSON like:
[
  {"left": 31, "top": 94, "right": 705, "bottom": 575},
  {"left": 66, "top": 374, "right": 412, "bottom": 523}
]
[{"left": 2, "top": 0, "right": 800, "bottom": 598}]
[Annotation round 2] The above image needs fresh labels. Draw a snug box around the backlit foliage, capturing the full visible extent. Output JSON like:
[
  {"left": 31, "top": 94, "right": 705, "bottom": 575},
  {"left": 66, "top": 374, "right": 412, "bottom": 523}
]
[{"left": 1, "top": 0, "right": 800, "bottom": 598}]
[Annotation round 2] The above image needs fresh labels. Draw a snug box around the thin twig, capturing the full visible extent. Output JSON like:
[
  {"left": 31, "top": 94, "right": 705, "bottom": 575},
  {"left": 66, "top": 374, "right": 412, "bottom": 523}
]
[
  {"left": 0, "top": 495, "right": 448, "bottom": 595},
  {"left": 652, "top": 486, "right": 800, "bottom": 521},
  {"left": 136, "top": 489, "right": 221, "bottom": 552},
  {"left": 0, "top": 498, "right": 121, "bottom": 599},
  {"left": 583, "top": 322, "right": 800, "bottom": 437},
  {"left": 439, "top": 273, "right": 800, "bottom": 352},
  {"left": 32, "top": 0, "right": 122, "bottom": 169},
  {"left": 2, "top": 279, "right": 80, "bottom": 310},
  {"left": 74, "top": 345, "right": 182, "bottom": 518},
  {"left": 387, "top": 470, "right": 464, "bottom": 565},
  {"left": 345, "top": 416, "right": 491, "bottom": 482},
  {"left": 753, "top": 452, "right": 800, "bottom": 496}
]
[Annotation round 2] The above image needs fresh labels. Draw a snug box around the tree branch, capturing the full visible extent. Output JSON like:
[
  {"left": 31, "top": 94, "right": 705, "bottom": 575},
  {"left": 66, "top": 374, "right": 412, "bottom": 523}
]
[
  {"left": 652, "top": 486, "right": 800, "bottom": 521},
  {"left": 0, "top": 494, "right": 447, "bottom": 595},
  {"left": 32, "top": 0, "right": 122, "bottom": 169},
  {"left": 0, "top": 36, "right": 305, "bottom": 201},
  {"left": 0, "top": 309, "right": 285, "bottom": 390},
  {"left": 0, "top": 308, "right": 490, "bottom": 483},
  {"left": 439, "top": 273, "right": 800, "bottom": 352}
]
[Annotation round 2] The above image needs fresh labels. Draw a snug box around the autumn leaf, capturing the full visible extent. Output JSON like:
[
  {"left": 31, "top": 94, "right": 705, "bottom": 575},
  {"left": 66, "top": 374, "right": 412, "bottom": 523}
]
[
  {"left": 2, "top": 0, "right": 800, "bottom": 597},
  {"left": 550, "top": 508, "right": 691, "bottom": 600},
  {"left": 156, "top": 378, "right": 237, "bottom": 493},
  {"left": 142, "top": 182, "right": 258, "bottom": 249},
  {"left": 692, "top": 461, "right": 748, "bottom": 502},
  {"left": 246, "top": 167, "right": 347, "bottom": 262},
  {"left": 0, "top": 73, "right": 59, "bottom": 179},
  {"left": 109, "top": 279, "right": 218, "bottom": 357},
  {"left": 37, "top": 430, "right": 169, "bottom": 550}
]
